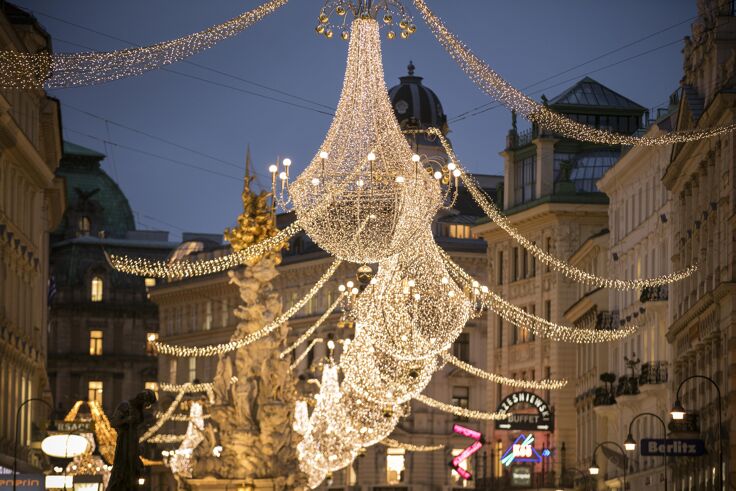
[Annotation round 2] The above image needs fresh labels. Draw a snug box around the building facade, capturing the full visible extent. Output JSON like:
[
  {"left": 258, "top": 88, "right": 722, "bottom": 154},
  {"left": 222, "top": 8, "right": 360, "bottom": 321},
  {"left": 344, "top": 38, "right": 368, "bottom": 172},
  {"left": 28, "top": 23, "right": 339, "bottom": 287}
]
[
  {"left": 663, "top": 1, "right": 736, "bottom": 488},
  {"left": 565, "top": 103, "right": 678, "bottom": 490},
  {"left": 474, "top": 77, "right": 646, "bottom": 488},
  {"left": 0, "top": 4, "right": 65, "bottom": 473},
  {"left": 48, "top": 143, "right": 175, "bottom": 417},
  {"left": 150, "top": 66, "right": 504, "bottom": 490}
]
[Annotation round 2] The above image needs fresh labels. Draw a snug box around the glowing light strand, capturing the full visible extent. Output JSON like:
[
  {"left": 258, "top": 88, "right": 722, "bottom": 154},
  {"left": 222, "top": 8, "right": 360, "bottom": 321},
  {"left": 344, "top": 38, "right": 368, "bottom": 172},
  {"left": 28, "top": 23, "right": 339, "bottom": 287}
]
[
  {"left": 108, "top": 221, "right": 301, "bottom": 278},
  {"left": 280, "top": 293, "right": 347, "bottom": 359},
  {"left": 381, "top": 438, "right": 444, "bottom": 452},
  {"left": 440, "top": 247, "right": 637, "bottom": 343},
  {"left": 152, "top": 259, "right": 342, "bottom": 356},
  {"left": 140, "top": 389, "right": 186, "bottom": 443},
  {"left": 0, "top": 0, "right": 289, "bottom": 89},
  {"left": 441, "top": 352, "right": 568, "bottom": 390},
  {"left": 414, "top": 394, "right": 508, "bottom": 421},
  {"left": 290, "top": 338, "right": 324, "bottom": 371},
  {"left": 413, "top": 127, "right": 697, "bottom": 290},
  {"left": 412, "top": 0, "right": 736, "bottom": 146},
  {"left": 146, "top": 434, "right": 186, "bottom": 444}
]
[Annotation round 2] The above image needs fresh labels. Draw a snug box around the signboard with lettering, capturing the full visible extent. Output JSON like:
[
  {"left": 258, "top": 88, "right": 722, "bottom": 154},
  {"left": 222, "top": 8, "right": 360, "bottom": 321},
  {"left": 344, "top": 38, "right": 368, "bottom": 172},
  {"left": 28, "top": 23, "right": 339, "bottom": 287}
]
[
  {"left": 55, "top": 420, "right": 94, "bottom": 433},
  {"left": 0, "top": 474, "right": 44, "bottom": 491},
  {"left": 500, "top": 433, "right": 552, "bottom": 467},
  {"left": 510, "top": 466, "right": 532, "bottom": 487},
  {"left": 495, "top": 392, "right": 554, "bottom": 431},
  {"left": 641, "top": 439, "right": 706, "bottom": 457}
]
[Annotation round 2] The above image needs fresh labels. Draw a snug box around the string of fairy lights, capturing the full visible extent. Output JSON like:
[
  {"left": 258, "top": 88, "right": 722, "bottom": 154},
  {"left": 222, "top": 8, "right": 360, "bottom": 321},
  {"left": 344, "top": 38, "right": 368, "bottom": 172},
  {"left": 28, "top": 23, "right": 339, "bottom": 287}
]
[
  {"left": 280, "top": 293, "right": 347, "bottom": 359},
  {"left": 440, "top": 352, "right": 568, "bottom": 390},
  {"left": 411, "top": 0, "right": 736, "bottom": 146},
  {"left": 411, "top": 127, "right": 698, "bottom": 291},
  {"left": 0, "top": 0, "right": 289, "bottom": 89},
  {"left": 381, "top": 438, "right": 444, "bottom": 452},
  {"left": 140, "top": 389, "right": 186, "bottom": 443},
  {"left": 414, "top": 394, "right": 508, "bottom": 421},
  {"left": 152, "top": 259, "right": 341, "bottom": 356}
]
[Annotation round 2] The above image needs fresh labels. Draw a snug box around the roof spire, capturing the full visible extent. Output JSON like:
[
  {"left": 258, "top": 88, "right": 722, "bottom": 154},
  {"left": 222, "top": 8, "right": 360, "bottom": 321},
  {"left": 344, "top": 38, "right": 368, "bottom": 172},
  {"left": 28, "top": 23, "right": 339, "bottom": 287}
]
[{"left": 407, "top": 60, "right": 415, "bottom": 76}]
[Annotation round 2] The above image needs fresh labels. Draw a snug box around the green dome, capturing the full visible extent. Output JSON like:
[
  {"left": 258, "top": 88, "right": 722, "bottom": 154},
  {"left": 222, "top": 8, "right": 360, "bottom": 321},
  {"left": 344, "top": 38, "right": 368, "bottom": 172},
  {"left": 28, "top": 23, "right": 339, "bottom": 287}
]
[{"left": 55, "top": 141, "right": 135, "bottom": 239}]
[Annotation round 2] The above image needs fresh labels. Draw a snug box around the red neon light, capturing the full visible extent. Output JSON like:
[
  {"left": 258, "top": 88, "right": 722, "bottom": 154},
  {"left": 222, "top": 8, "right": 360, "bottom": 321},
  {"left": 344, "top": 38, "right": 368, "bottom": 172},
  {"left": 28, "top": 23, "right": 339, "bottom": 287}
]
[
  {"left": 453, "top": 465, "right": 472, "bottom": 480},
  {"left": 452, "top": 424, "right": 482, "bottom": 441},
  {"left": 452, "top": 440, "right": 483, "bottom": 468}
]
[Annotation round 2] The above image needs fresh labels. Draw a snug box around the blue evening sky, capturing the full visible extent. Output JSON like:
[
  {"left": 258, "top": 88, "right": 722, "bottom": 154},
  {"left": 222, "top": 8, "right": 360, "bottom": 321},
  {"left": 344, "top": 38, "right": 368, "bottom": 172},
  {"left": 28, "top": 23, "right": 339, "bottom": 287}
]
[{"left": 14, "top": 0, "right": 694, "bottom": 240}]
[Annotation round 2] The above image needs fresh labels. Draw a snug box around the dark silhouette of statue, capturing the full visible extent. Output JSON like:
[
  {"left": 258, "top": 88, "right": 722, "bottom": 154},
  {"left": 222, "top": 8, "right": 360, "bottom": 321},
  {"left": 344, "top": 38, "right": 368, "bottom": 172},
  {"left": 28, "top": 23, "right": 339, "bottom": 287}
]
[{"left": 107, "top": 389, "right": 157, "bottom": 490}]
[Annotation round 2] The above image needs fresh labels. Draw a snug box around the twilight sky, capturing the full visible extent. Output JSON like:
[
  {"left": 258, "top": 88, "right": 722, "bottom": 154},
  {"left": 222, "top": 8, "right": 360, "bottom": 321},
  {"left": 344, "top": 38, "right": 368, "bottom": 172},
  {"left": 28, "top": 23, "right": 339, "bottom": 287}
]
[{"left": 15, "top": 0, "right": 694, "bottom": 241}]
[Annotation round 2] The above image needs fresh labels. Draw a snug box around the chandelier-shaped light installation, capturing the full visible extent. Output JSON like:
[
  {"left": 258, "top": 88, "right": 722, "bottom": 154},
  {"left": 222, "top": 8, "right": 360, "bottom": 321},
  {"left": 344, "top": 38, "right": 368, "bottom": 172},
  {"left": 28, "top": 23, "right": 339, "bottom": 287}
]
[
  {"left": 316, "top": 0, "right": 416, "bottom": 41},
  {"left": 286, "top": 18, "right": 442, "bottom": 264},
  {"left": 412, "top": 0, "right": 736, "bottom": 146}
]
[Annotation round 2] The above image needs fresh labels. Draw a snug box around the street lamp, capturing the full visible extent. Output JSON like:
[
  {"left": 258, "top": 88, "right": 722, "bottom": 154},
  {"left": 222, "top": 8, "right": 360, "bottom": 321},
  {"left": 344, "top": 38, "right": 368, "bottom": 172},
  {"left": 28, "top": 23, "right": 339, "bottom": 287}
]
[
  {"left": 624, "top": 412, "right": 668, "bottom": 491},
  {"left": 589, "top": 441, "right": 626, "bottom": 489},
  {"left": 670, "top": 375, "right": 723, "bottom": 491}
]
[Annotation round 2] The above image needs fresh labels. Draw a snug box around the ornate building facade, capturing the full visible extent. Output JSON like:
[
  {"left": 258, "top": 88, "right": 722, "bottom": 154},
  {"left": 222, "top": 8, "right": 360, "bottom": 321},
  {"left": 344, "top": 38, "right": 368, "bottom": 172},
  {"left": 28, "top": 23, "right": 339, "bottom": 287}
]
[
  {"left": 48, "top": 143, "right": 175, "bottom": 416},
  {"left": 0, "top": 4, "right": 65, "bottom": 473},
  {"left": 474, "top": 77, "right": 646, "bottom": 488},
  {"left": 663, "top": 1, "right": 736, "bottom": 488},
  {"left": 150, "top": 66, "right": 502, "bottom": 489}
]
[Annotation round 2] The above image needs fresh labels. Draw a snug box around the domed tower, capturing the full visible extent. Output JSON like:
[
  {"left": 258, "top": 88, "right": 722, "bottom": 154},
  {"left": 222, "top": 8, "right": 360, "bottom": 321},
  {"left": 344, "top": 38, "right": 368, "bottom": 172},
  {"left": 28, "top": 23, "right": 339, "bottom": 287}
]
[{"left": 388, "top": 61, "right": 450, "bottom": 162}]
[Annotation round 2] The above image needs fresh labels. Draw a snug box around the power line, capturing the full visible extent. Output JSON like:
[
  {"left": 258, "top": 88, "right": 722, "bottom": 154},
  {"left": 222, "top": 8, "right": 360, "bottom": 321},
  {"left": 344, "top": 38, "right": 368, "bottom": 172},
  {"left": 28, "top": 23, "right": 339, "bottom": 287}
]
[
  {"left": 449, "top": 13, "right": 696, "bottom": 122},
  {"left": 27, "top": 6, "right": 336, "bottom": 113},
  {"left": 450, "top": 38, "right": 683, "bottom": 124}
]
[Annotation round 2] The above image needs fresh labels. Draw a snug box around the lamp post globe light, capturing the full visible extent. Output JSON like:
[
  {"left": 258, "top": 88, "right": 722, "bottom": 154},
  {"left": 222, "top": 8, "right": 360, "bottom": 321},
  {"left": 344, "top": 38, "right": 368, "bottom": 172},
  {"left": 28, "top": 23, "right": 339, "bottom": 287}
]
[
  {"left": 588, "top": 441, "right": 626, "bottom": 489},
  {"left": 623, "top": 412, "right": 667, "bottom": 491},
  {"left": 670, "top": 375, "right": 723, "bottom": 491}
]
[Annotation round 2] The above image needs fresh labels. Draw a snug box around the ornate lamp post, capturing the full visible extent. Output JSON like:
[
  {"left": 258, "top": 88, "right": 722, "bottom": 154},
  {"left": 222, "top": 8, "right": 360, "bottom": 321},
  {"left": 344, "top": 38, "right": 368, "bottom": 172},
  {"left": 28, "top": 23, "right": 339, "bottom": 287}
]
[
  {"left": 623, "top": 412, "right": 667, "bottom": 491},
  {"left": 670, "top": 375, "right": 723, "bottom": 491},
  {"left": 589, "top": 441, "right": 627, "bottom": 490}
]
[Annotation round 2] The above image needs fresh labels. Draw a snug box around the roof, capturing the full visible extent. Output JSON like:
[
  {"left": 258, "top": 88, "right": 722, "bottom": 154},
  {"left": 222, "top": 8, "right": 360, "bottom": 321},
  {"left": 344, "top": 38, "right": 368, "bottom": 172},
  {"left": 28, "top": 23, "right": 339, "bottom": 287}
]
[
  {"left": 54, "top": 141, "right": 136, "bottom": 239},
  {"left": 388, "top": 61, "right": 448, "bottom": 134},
  {"left": 549, "top": 77, "right": 645, "bottom": 112}
]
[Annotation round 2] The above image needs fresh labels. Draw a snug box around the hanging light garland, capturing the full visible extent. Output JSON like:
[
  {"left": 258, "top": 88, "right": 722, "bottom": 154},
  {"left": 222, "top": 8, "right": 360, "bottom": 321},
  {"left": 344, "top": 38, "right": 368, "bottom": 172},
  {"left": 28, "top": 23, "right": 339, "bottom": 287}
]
[
  {"left": 440, "top": 352, "right": 567, "bottom": 390},
  {"left": 140, "top": 389, "right": 186, "bottom": 443},
  {"left": 381, "top": 438, "right": 444, "bottom": 452},
  {"left": 167, "top": 402, "right": 206, "bottom": 478},
  {"left": 280, "top": 293, "right": 348, "bottom": 359},
  {"left": 108, "top": 221, "right": 301, "bottom": 278},
  {"left": 411, "top": 0, "right": 736, "bottom": 146},
  {"left": 152, "top": 259, "right": 341, "bottom": 356},
  {"left": 289, "top": 338, "right": 324, "bottom": 371},
  {"left": 88, "top": 401, "right": 117, "bottom": 464},
  {"left": 411, "top": 127, "right": 697, "bottom": 290},
  {"left": 440, "top": 247, "right": 638, "bottom": 343},
  {"left": 414, "top": 394, "right": 508, "bottom": 421},
  {"left": 285, "top": 18, "right": 442, "bottom": 264},
  {"left": 160, "top": 379, "right": 236, "bottom": 393},
  {"left": 0, "top": 0, "right": 288, "bottom": 89},
  {"left": 337, "top": 387, "right": 408, "bottom": 448}
]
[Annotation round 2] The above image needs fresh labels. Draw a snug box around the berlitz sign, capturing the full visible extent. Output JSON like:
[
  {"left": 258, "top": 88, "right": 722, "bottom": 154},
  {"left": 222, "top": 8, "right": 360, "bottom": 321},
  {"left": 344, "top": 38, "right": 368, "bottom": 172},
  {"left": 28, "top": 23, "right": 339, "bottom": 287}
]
[
  {"left": 641, "top": 439, "right": 706, "bottom": 457},
  {"left": 495, "top": 392, "right": 554, "bottom": 431}
]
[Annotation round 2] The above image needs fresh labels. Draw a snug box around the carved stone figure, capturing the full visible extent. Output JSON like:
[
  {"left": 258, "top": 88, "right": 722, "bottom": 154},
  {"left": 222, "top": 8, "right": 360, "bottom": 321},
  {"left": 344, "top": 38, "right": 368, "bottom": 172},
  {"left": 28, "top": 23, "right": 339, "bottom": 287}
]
[{"left": 106, "top": 390, "right": 157, "bottom": 491}]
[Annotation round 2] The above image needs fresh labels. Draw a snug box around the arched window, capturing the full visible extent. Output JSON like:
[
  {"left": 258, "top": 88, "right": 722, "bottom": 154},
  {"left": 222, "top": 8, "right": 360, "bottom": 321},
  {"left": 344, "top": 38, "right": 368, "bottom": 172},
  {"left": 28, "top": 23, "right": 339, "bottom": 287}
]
[
  {"left": 90, "top": 276, "right": 104, "bottom": 302},
  {"left": 78, "top": 216, "right": 91, "bottom": 236}
]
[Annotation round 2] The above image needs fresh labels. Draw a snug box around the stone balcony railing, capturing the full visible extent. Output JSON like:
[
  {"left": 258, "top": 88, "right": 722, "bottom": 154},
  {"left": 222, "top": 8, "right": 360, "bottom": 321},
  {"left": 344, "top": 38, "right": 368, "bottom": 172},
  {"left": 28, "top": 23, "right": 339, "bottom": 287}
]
[
  {"left": 640, "top": 285, "right": 668, "bottom": 303},
  {"left": 639, "top": 361, "right": 668, "bottom": 386}
]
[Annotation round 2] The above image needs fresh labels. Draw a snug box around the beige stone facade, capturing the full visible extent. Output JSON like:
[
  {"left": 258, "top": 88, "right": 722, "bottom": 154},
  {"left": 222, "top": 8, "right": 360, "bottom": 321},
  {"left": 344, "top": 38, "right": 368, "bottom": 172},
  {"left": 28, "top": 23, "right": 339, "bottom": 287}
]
[{"left": 0, "top": 5, "right": 65, "bottom": 472}]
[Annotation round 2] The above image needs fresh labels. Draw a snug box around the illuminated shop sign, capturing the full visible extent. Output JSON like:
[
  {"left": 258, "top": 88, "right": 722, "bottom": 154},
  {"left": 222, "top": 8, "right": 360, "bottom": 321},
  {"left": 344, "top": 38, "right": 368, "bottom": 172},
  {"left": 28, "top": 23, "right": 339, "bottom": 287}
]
[
  {"left": 449, "top": 424, "right": 484, "bottom": 480},
  {"left": 500, "top": 433, "right": 552, "bottom": 467},
  {"left": 495, "top": 392, "right": 554, "bottom": 431}
]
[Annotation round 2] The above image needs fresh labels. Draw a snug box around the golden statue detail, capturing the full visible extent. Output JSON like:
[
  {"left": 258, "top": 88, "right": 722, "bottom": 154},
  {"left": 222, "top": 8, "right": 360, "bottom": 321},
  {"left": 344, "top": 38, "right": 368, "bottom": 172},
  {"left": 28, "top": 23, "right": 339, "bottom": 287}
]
[{"left": 224, "top": 147, "right": 285, "bottom": 261}]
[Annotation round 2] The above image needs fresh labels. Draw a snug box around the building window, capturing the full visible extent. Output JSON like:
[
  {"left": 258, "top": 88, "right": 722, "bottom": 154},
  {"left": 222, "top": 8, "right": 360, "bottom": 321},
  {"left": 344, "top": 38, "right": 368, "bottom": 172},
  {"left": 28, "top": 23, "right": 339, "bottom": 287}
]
[
  {"left": 446, "top": 223, "right": 476, "bottom": 239},
  {"left": 204, "top": 301, "right": 212, "bottom": 331},
  {"left": 88, "top": 381, "right": 103, "bottom": 404},
  {"left": 145, "top": 381, "right": 159, "bottom": 400},
  {"left": 452, "top": 386, "right": 469, "bottom": 422},
  {"left": 78, "top": 216, "right": 91, "bottom": 236},
  {"left": 545, "top": 238, "right": 552, "bottom": 272},
  {"left": 146, "top": 333, "right": 158, "bottom": 355},
  {"left": 451, "top": 448, "right": 471, "bottom": 487},
  {"left": 89, "top": 330, "right": 103, "bottom": 356},
  {"left": 497, "top": 316, "right": 504, "bottom": 348},
  {"left": 514, "top": 155, "right": 536, "bottom": 205},
  {"left": 90, "top": 276, "right": 104, "bottom": 302},
  {"left": 188, "top": 357, "right": 197, "bottom": 382},
  {"left": 386, "top": 447, "right": 406, "bottom": 484},
  {"left": 144, "top": 278, "right": 156, "bottom": 288},
  {"left": 453, "top": 332, "right": 470, "bottom": 362},
  {"left": 544, "top": 300, "right": 552, "bottom": 322},
  {"left": 512, "top": 247, "right": 519, "bottom": 281}
]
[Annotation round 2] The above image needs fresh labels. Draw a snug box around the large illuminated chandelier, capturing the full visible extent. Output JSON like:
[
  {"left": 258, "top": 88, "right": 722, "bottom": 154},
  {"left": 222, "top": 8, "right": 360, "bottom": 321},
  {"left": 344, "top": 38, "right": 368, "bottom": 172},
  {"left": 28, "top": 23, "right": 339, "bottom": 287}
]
[{"left": 316, "top": 0, "right": 416, "bottom": 40}]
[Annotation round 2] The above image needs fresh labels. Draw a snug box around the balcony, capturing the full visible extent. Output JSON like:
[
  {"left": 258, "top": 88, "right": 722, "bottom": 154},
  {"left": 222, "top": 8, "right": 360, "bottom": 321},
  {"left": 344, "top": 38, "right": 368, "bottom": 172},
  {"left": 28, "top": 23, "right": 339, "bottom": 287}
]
[
  {"left": 593, "top": 386, "right": 616, "bottom": 406},
  {"left": 596, "top": 310, "right": 619, "bottom": 331},
  {"left": 615, "top": 375, "right": 639, "bottom": 397},
  {"left": 639, "top": 361, "right": 668, "bottom": 386},
  {"left": 640, "top": 285, "right": 668, "bottom": 303}
]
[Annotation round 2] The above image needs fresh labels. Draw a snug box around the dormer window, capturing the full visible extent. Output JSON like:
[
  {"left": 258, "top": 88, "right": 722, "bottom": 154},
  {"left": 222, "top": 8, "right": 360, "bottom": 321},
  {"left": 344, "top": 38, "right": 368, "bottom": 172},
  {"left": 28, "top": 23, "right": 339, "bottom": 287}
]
[
  {"left": 78, "top": 216, "right": 91, "bottom": 236},
  {"left": 514, "top": 156, "right": 536, "bottom": 205}
]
